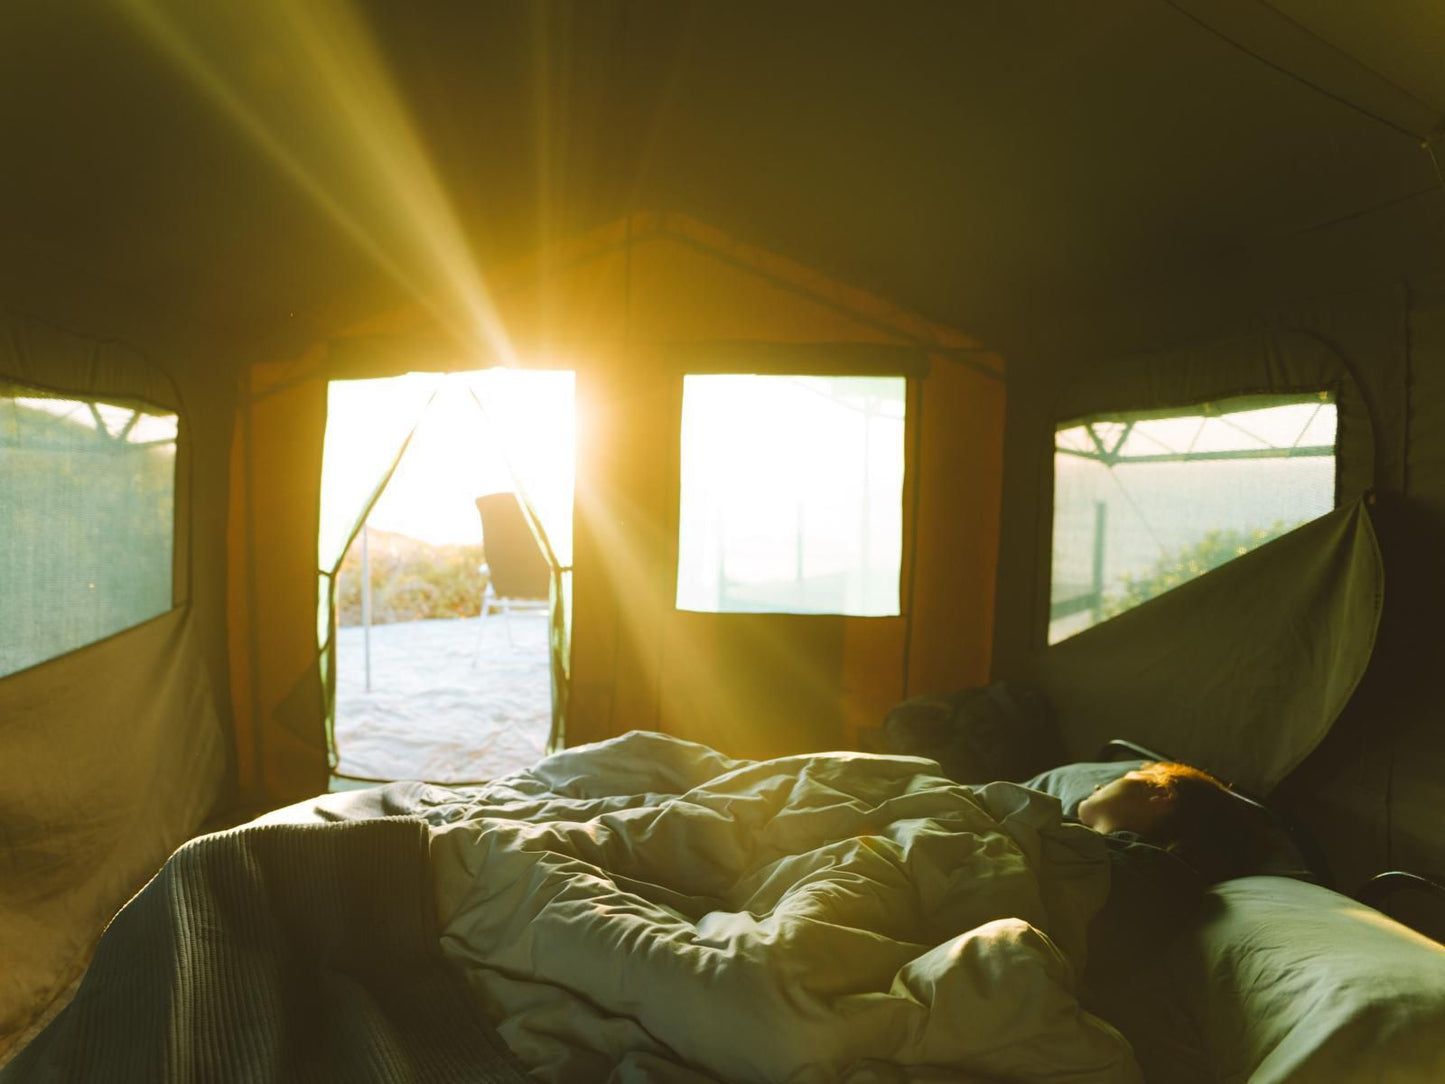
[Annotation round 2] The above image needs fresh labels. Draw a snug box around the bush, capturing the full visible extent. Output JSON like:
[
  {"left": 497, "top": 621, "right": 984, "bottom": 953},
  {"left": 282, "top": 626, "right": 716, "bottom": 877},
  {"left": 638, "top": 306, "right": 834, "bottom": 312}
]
[
  {"left": 335, "top": 530, "right": 487, "bottom": 626},
  {"left": 1100, "top": 520, "right": 1295, "bottom": 618}
]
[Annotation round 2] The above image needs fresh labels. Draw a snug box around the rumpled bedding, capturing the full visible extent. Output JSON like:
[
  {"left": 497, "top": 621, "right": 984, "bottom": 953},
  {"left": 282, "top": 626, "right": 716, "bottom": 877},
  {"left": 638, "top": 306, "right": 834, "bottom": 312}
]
[{"left": 402, "top": 732, "right": 1141, "bottom": 1083}]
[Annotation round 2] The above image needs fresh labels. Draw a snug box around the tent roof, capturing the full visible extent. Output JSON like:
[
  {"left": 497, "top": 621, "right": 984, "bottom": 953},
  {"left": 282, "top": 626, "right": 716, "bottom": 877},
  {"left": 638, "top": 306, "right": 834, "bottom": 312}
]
[
  {"left": 2, "top": 2, "right": 1441, "bottom": 368},
  {"left": 328, "top": 211, "right": 1000, "bottom": 362}
]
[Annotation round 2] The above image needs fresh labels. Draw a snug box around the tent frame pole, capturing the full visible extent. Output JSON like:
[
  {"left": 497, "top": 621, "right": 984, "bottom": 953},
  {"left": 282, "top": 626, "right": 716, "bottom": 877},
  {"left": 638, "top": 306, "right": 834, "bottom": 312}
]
[{"left": 362, "top": 522, "right": 373, "bottom": 693}]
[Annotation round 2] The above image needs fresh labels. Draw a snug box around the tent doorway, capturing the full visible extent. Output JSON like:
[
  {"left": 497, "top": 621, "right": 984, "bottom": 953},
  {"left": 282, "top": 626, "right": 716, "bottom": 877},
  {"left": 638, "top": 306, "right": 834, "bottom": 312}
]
[{"left": 319, "top": 369, "right": 575, "bottom": 786}]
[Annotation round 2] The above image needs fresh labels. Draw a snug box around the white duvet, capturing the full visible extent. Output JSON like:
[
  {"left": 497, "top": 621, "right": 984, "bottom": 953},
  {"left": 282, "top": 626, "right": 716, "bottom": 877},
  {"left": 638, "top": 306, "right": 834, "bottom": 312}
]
[{"left": 420, "top": 732, "right": 1141, "bottom": 1083}]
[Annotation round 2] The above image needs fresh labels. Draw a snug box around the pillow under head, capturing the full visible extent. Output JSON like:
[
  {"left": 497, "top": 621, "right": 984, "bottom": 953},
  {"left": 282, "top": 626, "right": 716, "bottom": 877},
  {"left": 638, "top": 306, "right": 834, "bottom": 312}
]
[{"left": 1022, "top": 760, "right": 1147, "bottom": 820}]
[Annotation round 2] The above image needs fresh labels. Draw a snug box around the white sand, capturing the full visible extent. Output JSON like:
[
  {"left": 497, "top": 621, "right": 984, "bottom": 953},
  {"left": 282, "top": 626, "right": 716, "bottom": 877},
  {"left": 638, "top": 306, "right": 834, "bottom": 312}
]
[{"left": 333, "top": 612, "right": 552, "bottom": 783}]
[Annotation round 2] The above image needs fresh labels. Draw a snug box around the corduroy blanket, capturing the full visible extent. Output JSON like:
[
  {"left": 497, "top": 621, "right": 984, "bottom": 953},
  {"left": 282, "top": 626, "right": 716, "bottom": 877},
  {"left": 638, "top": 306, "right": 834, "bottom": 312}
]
[{"left": 3, "top": 818, "right": 529, "bottom": 1083}]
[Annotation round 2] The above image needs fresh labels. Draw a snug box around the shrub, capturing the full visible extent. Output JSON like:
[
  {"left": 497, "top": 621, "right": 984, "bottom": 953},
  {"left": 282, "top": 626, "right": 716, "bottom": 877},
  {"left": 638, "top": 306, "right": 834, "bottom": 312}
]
[
  {"left": 335, "top": 530, "right": 487, "bottom": 626},
  {"left": 1100, "top": 520, "right": 1295, "bottom": 618}
]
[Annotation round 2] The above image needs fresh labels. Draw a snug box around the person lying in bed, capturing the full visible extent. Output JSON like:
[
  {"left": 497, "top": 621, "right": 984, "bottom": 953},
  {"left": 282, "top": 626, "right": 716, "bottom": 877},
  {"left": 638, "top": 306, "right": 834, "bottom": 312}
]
[
  {"left": 1077, "top": 760, "right": 1252, "bottom": 883},
  {"left": 1071, "top": 761, "right": 1266, "bottom": 1036}
]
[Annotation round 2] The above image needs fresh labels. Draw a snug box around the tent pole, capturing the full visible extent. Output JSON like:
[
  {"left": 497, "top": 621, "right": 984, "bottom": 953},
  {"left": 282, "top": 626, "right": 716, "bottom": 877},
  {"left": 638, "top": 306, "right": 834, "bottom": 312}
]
[{"left": 362, "top": 523, "right": 373, "bottom": 693}]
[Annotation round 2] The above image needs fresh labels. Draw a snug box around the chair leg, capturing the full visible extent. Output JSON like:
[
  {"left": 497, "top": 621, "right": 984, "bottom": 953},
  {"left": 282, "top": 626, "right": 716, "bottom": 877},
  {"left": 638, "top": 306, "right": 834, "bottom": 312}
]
[{"left": 502, "top": 599, "right": 515, "bottom": 649}]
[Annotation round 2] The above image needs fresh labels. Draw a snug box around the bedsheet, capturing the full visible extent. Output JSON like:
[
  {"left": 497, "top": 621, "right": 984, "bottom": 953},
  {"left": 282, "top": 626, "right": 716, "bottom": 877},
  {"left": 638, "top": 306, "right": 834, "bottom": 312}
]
[{"left": 412, "top": 732, "right": 1141, "bottom": 1083}]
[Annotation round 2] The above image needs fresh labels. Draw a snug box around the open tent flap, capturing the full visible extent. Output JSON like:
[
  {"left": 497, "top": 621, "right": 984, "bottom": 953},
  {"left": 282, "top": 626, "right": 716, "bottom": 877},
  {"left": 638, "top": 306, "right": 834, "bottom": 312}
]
[
  {"left": 317, "top": 375, "right": 442, "bottom": 577},
  {"left": 1017, "top": 324, "right": 1385, "bottom": 795},
  {"left": 314, "top": 374, "right": 438, "bottom": 769},
  {"left": 1027, "top": 498, "right": 1383, "bottom": 796},
  {"left": 463, "top": 375, "right": 575, "bottom": 757},
  {"left": 314, "top": 367, "right": 574, "bottom": 775}
]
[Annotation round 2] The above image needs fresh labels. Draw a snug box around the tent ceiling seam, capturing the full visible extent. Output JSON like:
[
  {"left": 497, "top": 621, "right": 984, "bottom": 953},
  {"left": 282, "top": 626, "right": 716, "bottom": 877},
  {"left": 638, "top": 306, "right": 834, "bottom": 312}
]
[
  {"left": 1157, "top": 0, "right": 1426, "bottom": 142},
  {"left": 1253, "top": 0, "right": 1444, "bottom": 120}
]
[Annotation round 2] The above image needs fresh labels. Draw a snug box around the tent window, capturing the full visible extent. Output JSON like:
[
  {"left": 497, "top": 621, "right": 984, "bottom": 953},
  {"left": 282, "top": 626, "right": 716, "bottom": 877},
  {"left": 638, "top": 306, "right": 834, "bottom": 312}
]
[
  {"left": 1050, "top": 391, "right": 1337, "bottom": 644},
  {"left": 676, "top": 374, "right": 905, "bottom": 616},
  {"left": 1, "top": 385, "right": 177, "bottom": 677}
]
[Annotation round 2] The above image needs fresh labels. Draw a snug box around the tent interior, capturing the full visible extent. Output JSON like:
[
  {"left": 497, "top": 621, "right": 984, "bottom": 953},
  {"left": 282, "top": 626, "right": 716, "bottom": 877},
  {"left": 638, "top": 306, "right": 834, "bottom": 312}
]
[{"left": 6, "top": 0, "right": 1445, "bottom": 1075}]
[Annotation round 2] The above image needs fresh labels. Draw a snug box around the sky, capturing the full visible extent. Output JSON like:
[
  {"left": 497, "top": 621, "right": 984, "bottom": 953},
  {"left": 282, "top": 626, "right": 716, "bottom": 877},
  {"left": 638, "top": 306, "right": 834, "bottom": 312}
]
[{"left": 319, "top": 369, "right": 575, "bottom": 564}]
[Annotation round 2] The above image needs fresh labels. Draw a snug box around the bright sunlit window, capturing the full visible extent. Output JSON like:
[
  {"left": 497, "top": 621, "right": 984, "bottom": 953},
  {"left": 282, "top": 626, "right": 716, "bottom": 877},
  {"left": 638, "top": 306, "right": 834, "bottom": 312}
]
[
  {"left": 1050, "top": 391, "right": 1337, "bottom": 643},
  {"left": 676, "top": 374, "right": 905, "bottom": 616}
]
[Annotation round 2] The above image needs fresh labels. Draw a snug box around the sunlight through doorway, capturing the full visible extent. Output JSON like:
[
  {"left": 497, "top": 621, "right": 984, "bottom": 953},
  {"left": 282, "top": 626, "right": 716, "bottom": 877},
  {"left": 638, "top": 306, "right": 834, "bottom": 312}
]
[{"left": 320, "top": 368, "right": 574, "bottom": 785}]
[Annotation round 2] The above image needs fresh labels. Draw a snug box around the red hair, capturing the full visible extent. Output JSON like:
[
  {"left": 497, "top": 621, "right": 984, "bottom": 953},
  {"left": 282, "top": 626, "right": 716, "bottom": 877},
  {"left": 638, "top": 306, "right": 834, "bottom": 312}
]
[{"left": 1131, "top": 761, "right": 1254, "bottom": 881}]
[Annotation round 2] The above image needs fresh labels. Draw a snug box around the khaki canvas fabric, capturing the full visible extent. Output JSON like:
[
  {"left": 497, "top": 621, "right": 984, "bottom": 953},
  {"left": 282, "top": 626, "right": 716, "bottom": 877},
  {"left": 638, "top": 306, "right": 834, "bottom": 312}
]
[
  {"left": 228, "top": 214, "right": 1007, "bottom": 799},
  {"left": 1028, "top": 499, "right": 1382, "bottom": 795},
  {"left": 0, "top": 311, "right": 227, "bottom": 1050}
]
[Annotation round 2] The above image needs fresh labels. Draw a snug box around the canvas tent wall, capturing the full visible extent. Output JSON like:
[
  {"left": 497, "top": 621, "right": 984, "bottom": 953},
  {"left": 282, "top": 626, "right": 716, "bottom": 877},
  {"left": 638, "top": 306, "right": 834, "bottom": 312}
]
[
  {"left": 967, "top": 4, "right": 1445, "bottom": 903},
  {"left": 1000, "top": 326, "right": 1387, "bottom": 871},
  {"left": 228, "top": 212, "right": 1005, "bottom": 802},
  {"left": 990, "top": 269, "right": 1445, "bottom": 898},
  {"left": 0, "top": 308, "right": 233, "bottom": 1048}
]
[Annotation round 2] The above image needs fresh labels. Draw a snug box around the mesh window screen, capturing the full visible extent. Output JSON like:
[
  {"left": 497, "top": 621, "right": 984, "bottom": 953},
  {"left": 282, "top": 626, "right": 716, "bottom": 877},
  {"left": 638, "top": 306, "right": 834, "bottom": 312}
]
[
  {"left": 1, "top": 386, "right": 177, "bottom": 677},
  {"left": 676, "top": 374, "right": 905, "bottom": 616},
  {"left": 1051, "top": 392, "right": 1336, "bottom": 644}
]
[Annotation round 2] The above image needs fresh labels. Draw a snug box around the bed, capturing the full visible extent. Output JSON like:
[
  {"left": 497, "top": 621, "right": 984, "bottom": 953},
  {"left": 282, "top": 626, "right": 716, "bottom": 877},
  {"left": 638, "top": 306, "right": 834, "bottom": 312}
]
[
  {"left": 1017, "top": 751, "right": 1445, "bottom": 1083},
  {"left": 9, "top": 731, "right": 1445, "bottom": 1083},
  {"left": 274, "top": 731, "right": 1139, "bottom": 1082}
]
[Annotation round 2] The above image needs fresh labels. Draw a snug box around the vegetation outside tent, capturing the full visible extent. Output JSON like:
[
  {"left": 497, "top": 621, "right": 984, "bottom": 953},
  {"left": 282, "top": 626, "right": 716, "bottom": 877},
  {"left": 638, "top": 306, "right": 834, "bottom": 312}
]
[
  {"left": 335, "top": 528, "right": 485, "bottom": 626},
  {"left": 1100, "top": 521, "right": 1295, "bottom": 619}
]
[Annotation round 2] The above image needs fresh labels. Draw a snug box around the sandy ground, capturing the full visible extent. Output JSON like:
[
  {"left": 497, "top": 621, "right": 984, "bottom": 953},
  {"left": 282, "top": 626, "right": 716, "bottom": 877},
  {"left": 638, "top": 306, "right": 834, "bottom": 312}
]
[{"left": 333, "top": 612, "right": 552, "bottom": 783}]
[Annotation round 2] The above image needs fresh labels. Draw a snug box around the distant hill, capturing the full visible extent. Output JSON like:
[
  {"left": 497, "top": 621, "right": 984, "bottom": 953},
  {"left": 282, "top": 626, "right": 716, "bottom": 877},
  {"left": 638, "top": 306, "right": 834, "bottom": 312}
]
[{"left": 350, "top": 526, "right": 430, "bottom": 558}]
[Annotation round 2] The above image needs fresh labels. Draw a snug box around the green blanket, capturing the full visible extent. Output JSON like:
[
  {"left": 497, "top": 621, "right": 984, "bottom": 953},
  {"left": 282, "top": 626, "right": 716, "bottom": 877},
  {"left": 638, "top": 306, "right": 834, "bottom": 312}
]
[{"left": 3, "top": 818, "right": 529, "bottom": 1083}]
